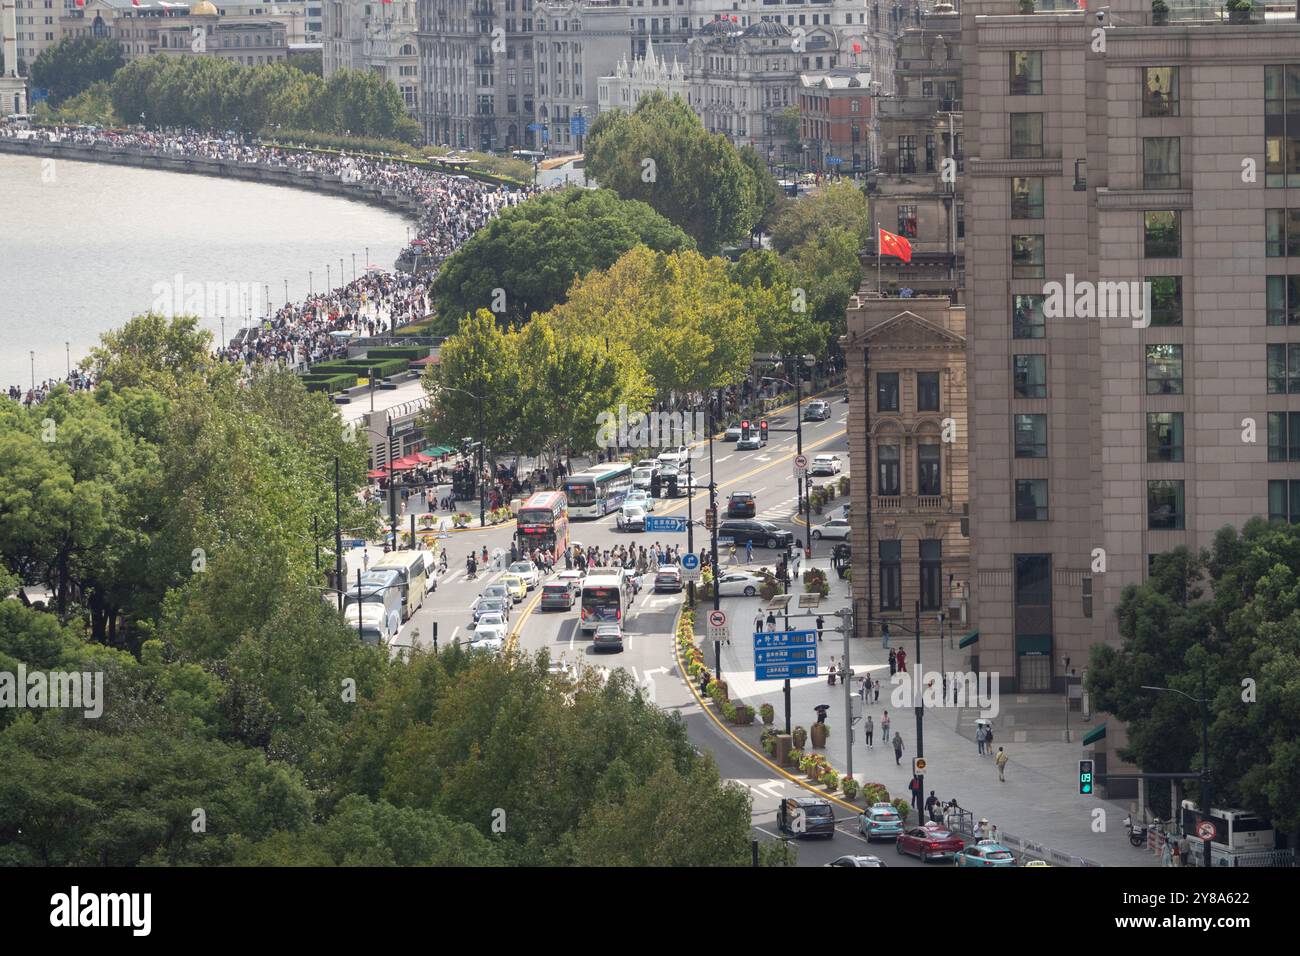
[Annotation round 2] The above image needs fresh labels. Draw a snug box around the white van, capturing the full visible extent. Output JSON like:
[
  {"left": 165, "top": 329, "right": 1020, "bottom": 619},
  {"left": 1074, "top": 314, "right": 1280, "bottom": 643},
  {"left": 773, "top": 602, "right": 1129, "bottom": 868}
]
[
  {"left": 632, "top": 466, "right": 657, "bottom": 490},
  {"left": 369, "top": 551, "right": 429, "bottom": 621}
]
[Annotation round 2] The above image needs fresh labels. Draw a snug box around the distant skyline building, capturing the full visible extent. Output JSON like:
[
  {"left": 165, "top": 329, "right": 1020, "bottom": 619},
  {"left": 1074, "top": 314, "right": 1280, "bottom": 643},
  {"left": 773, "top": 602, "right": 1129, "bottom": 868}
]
[
  {"left": 596, "top": 36, "right": 686, "bottom": 115},
  {"left": 324, "top": 0, "right": 419, "bottom": 112}
]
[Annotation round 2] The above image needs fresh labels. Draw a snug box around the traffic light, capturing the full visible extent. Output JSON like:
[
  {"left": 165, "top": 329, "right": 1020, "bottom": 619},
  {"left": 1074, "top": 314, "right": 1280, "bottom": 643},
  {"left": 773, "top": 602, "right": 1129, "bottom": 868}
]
[
  {"left": 704, "top": 508, "right": 716, "bottom": 530},
  {"left": 1078, "top": 759, "right": 1094, "bottom": 795},
  {"left": 741, "top": 420, "right": 751, "bottom": 440},
  {"left": 759, "top": 419, "right": 768, "bottom": 443}
]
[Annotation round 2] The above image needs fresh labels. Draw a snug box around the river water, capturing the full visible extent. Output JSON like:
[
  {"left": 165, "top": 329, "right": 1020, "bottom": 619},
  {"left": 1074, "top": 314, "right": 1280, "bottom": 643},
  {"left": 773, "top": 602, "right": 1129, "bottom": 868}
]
[{"left": 0, "top": 153, "right": 410, "bottom": 391}]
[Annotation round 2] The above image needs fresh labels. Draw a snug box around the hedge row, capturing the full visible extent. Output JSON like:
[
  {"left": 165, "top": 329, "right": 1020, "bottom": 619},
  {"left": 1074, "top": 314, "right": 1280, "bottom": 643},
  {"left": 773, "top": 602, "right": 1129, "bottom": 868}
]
[
  {"left": 311, "top": 357, "right": 409, "bottom": 378},
  {"left": 362, "top": 346, "right": 427, "bottom": 362},
  {"left": 300, "top": 372, "right": 358, "bottom": 393}
]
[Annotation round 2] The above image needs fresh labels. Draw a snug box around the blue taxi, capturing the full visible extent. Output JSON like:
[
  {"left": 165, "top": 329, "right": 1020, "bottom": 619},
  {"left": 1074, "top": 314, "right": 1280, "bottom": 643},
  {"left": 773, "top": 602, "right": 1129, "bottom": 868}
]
[{"left": 858, "top": 803, "right": 905, "bottom": 842}]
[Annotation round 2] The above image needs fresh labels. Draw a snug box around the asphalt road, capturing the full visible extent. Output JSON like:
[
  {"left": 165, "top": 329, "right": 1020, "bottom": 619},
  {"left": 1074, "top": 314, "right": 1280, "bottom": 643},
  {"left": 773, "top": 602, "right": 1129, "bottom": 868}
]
[{"left": 372, "top": 391, "right": 881, "bottom": 864}]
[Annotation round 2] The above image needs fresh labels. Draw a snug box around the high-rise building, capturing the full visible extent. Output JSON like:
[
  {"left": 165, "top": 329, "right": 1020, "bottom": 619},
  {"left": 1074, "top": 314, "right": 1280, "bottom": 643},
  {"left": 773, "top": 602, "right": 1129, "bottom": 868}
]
[
  {"left": 325, "top": 0, "right": 419, "bottom": 114},
  {"left": 960, "top": 0, "right": 1300, "bottom": 714}
]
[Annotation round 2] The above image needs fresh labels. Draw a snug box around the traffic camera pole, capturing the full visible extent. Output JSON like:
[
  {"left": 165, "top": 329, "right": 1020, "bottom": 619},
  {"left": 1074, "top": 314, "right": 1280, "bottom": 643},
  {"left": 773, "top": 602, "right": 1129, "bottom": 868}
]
[{"left": 709, "top": 388, "right": 721, "bottom": 678}]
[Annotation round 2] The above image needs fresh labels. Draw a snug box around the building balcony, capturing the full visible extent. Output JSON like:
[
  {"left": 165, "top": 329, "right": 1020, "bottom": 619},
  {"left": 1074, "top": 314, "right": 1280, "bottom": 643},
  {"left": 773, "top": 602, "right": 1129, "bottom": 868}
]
[
  {"left": 472, "top": 2, "right": 495, "bottom": 17},
  {"left": 872, "top": 494, "right": 954, "bottom": 514}
]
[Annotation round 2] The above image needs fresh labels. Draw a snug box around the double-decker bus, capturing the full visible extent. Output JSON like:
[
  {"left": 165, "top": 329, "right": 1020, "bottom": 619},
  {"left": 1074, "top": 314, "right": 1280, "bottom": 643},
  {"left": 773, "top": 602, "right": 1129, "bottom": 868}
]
[
  {"left": 579, "top": 572, "right": 626, "bottom": 634},
  {"left": 517, "top": 490, "right": 569, "bottom": 555},
  {"left": 563, "top": 463, "right": 633, "bottom": 518}
]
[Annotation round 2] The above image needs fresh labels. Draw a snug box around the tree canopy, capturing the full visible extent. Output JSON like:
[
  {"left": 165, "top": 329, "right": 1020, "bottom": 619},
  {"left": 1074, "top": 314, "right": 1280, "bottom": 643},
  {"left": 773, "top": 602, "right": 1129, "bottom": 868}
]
[
  {"left": 30, "top": 36, "right": 123, "bottom": 107},
  {"left": 1086, "top": 519, "right": 1300, "bottom": 830},
  {"left": 584, "top": 93, "right": 769, "bottom": 255},
  {"left": 429, "top": 188, "right": 693, "bottom": 333}
]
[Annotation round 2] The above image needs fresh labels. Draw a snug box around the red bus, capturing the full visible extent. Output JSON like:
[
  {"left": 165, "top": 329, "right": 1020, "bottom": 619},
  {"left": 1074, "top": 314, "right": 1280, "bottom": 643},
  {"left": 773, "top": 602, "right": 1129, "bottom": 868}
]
[{"left": 517, "top": 490, "right": 569, "bottom": 556}]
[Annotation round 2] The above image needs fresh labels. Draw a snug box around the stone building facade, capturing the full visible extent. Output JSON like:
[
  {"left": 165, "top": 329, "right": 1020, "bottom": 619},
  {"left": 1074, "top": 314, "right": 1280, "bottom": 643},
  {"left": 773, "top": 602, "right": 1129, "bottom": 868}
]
[{"left": 843, "top": 292, "right": 971, "bottom": 642}]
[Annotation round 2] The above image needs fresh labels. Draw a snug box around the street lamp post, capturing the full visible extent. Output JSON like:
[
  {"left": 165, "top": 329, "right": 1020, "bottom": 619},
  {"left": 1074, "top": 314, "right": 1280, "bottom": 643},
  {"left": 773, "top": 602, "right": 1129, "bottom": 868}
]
[
  {"left": 65, "top": 342, "right": 70, "bottom": 378},
  {"left": 709, "top": 388, "right": 722, "bottom": 679},
  {"left": 1140, "top": 669, "right": 1213, "bottom": 867},
  {"left": 914, "top": 599, "right": 924, "bottom": 801},
  {"left": 30, "top": 350, "right": 35, "bottom": 393},
  {"left": 352, "top": 253, "right": 357, "bottom": 283}
]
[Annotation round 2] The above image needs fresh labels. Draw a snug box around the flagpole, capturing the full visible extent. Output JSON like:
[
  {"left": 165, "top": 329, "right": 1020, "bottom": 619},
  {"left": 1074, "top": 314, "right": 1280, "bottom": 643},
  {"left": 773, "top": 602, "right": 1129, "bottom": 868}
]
[{"left": 876, "top": 220, "right": 882, "bottom": 295}]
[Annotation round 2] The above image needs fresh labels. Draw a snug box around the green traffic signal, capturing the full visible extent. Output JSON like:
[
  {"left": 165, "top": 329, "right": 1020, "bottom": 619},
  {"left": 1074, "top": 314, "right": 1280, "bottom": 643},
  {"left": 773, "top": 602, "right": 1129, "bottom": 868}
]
[{"left": 1078, "top": 759, "right": 1094, "bottom": 795}]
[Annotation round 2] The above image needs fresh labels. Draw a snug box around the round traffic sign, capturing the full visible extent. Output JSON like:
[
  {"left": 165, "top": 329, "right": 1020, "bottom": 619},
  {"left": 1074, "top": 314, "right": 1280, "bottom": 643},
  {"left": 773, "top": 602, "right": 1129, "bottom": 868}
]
[
  {"left": 1196, "top": 820, "right": 1217, "bottom": 840},
  {"left": 794, "top": 454, "right": 808, "bottom": 469},
  {"left": 680, "top": 553, "right": 700, "bottom": 570},
  {"left": 708, "top": 610, "right": 727, "bottom": 628}
]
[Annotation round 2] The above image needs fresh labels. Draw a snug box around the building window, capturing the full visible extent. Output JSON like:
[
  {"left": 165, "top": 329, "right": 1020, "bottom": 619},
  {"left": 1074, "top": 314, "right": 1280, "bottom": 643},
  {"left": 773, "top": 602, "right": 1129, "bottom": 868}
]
[
  {"left": 1010, "top": 113, "right": 1043, "bottom": 159},
  {"left": 1267, "top": 343, "right": 1300, "bottom": 393},
  {"left": 1014, "top": 413, "right": 1048, "bottom": 458},
  {"left": 1013, "top": 354, "right": 1047, "bottom": 398},
  {"left": 918, "top": 444, "right": 941, "bottom": 496},
  {"left": 1013, "top": 294, "right": 1046, "bottom": 339},
  {"left": 1015, "top": 479, "right": 1049, "bottom": 521},
  {"left": 919, "top": 539, "right": 942, "bottom": 611},
  {"left": 1011, "top": 234, "right": 1045, "bottom": 279},
  {"left": 877, "top": 444, "right": 901, "bottom": 496},
  {"left": 1015, "top": 554, "right": 1052, "bottom": 606},
  {"left": 957, "top": 201, "right": 965, "bottom": 239},
  {"left": 879, "top": 540, "right": 901, "bottom": 612},
  {"left": 1145, "top": 344, "right": 1184, "bottom": 395},
  {"left": 1266, "top": 275, "right": 1300, "bottom": 325},
  {"left": 917, "top": 371, "right": 940, "bottom": 411},
  {"left": 1009, "top": 51, "right": 1042, "bottom": 95},
  {"left": 1267, "top": 411, "right": 1300, "bottom": 461},
  {"left": 897, "top": 203, "right": 918, "bottom": 238},
  {"left": 877, "top": 372, "right": 900, "bottom": 412},
  {"left": 1011, "top": 177, "right": 1044, "bottom": 219},
  {"left": 1142, "top": 66, "right": 1179, "bottom": 117},
  {"left": 1144, "top": 210, "right": 1180, "bottom": 258},
  {"left": 1150, "top": 276, "right": 1183, "bottom": 326},
  {"left": 1265, "top": 65, "right": 1300, "bottom": 189},
  {"left": 1143, "top": 137, "right": 1181, "bottom": 189},
  {"left": 898, "top": 134, "right": 916, "bottom": 173},
  {"left": 1146, "top": 412, "right": 1184, "bottom": 462},
  {"left": 1265, "top": 209, "right": 1300, "bottom": 257},
  {"left": 1268, "top": 479, "right": 1300, "bottom": 522},
  {"left": 1147, "top": 480, "right": 1185, "bottom": 530}
]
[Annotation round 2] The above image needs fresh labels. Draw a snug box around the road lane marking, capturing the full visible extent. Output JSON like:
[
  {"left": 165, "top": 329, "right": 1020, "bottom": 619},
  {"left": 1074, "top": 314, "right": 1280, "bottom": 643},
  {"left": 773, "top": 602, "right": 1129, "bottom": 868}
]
[{"left": 715, "top": 455, "right": 732, "bottom": 463}]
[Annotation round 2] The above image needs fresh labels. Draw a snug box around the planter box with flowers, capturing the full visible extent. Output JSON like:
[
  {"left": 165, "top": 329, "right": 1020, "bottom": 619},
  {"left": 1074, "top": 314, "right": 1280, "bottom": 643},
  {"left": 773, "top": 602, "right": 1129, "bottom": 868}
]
[
  {"left": 731, "top": 703, "right": 755, "bottom": 725},
  {"left": 811, "top": 722, "right": 830, "bottom": 748},
  {"left": 802, "top": 568, "right": 830, "bottom": 598},
  {"left": 863, "top": 783, "right": 891, "bottom": 805},
  {"left": 1226, "top": 0, "right": 1253, "bottom": 23},
  {"left": 822, "top": 768, "right": 840, "bottom": 793},
  {"left": 841, "top": 777, "right": 860, "bottom": 801},
  {"left": 453, "top": 512, "right": 473, "bottom": 528},
  {"left": 788, "top": 747, "right": 804, "bottom": 769},
  {"left": 837, "top": 475, "right": 850, "bottom": 497},
  {"left": 760, "top": 702, "right": 775, "bottom": 726},
  {"left": 891, "top": 798, "right": 912, "bottom": 824},
  {"left": 792, "top": 726, "right": 808, "bottom": 749}
]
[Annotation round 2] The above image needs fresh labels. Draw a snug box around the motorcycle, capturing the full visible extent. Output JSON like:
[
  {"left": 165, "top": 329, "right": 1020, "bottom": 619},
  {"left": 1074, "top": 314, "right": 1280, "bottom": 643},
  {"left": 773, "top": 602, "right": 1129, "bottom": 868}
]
[{"left": 1124, "top": 816, "right": 1148, "bottom": 847}]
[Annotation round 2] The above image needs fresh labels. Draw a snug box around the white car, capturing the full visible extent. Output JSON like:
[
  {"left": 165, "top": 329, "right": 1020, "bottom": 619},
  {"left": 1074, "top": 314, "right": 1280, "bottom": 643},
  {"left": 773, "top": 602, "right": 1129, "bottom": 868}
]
[
  {"left": 617, "top": 504, "right": 647, "bottom": 531},
  {"left": 508, "top": 561, "right": 540, "bottom": 589},
  {"left": 812, "top": 517, "right": 851, "bottom": 541},
  {"left": 625, "top": 488, "right": 656, "bottom": 512},
  {"left": 347, "top": 604, "right": 401, "bottom": 646},
  {"left": 470, "top": 634, "right": 505, "bottom": 653},
  {"left": 658, "top": 445, "right": 691, "bottom": 467},
  {"left": 635, "top": 459, "right": 661, "bottom": 471},
  {"left": 717, "top": 570, "right": 766, "bottom": 597},
  {"left": 473, "top": 613, "right": 508, "bottom": 645},
  {"left": 557, "top": 568, "right": 585, "bottom": 587},
  {"left": 810, "top": 454, "right": 842, "bottom": 476}
]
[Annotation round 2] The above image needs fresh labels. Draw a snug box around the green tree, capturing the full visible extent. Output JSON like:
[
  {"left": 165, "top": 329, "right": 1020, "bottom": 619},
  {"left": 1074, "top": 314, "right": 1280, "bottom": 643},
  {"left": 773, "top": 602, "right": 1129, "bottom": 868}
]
[
  {"left": 730, "top": 250, "right": 830, "bottom": 357},
  {"left": 769, "top": 180, "right": 872, "bottom": 255},
  {"left": 421, "top": 310, "right": 520, "bottom": 467},
  {"left": 783, "top": 227, "right": 863, "bottom": 343},
  {"left": 430, "top": 188, "right": 693, "bottom": 332},
  {"left": 584, "top": 92, "right": 763, "bottom": 255},
  {"left": 286, "top": 50, "right": 323, "bottom": 76},
  {"left": 32, "top": 80, "right": 119, "bottom": 127},
  {"left": 30, "top": 36, "right": 123, "bottom": 107}
]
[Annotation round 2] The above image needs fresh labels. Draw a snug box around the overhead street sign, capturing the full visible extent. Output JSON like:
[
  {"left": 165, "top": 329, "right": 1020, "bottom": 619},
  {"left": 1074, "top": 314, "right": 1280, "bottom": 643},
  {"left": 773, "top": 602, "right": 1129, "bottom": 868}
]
[{"left": 645, "top": 516, "right": 688, "bottom": 533}]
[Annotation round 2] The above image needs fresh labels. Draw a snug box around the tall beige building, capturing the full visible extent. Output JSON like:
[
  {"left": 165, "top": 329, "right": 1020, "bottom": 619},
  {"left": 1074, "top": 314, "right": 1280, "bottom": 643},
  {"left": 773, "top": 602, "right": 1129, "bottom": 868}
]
[{"left": 960, "top": 1, "right": 1300, "bottom": 705}]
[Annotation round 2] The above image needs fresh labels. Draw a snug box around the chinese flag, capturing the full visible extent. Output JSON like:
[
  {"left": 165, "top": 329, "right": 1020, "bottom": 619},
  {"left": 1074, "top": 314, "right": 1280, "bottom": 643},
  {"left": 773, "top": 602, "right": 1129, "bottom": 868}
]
[
  {"left": 878, "top": 227, "right": 913, "bottom": 263},
  {"left": 131, "top": 0, "right": 139, "bottom": 5},
  {"left": 75, "top": 0, "right": 84, "bottom": 6},
  {"left": 852, "top": 42, "right": 862, "bottom": 54}
]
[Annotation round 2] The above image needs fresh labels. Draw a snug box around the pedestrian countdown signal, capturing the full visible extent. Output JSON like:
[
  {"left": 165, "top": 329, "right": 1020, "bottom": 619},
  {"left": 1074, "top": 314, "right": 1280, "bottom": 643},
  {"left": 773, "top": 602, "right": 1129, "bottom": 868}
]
[{"left": 1078, "top": 759, "right": 1094, "bottom": 795}]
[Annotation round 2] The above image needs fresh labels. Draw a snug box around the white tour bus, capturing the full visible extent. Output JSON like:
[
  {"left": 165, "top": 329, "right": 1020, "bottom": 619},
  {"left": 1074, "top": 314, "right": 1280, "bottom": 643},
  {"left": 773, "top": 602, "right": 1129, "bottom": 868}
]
[
  {"left": 579, "top": 572, "right": 626, "bottom": 634},
  {"left": 563, "top": 463, "right": 633, "bottom": 518}
]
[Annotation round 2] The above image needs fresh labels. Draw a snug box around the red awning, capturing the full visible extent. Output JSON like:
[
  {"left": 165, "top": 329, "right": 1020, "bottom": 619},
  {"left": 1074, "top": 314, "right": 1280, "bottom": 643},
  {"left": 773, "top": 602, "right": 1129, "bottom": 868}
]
[
  {"left": 412, "top": 452, "right": 437, "bottom": 464},
  {"left": 366, "top": 467, "right": 391, "bottom": 479},
  {"left": 389, "top": 455, "right": 420, "bottom": 470}
]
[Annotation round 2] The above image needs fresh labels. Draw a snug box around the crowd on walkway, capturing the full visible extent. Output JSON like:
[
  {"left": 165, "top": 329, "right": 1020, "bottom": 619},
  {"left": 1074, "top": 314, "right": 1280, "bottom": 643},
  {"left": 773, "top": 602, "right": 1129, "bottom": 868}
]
[{"left": 1, "top": 125, "right": 540, "bottom": 398}]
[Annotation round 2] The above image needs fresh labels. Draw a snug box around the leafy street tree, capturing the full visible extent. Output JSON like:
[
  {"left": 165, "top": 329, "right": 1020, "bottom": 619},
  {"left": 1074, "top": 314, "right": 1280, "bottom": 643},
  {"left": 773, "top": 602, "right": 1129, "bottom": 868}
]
[
  {"left": 783, "top": 227, "right": 863, "bottom": 342},
  {"left": 429, "top": 188, "right": 693, "bottom": 332},
  {"left": 1087, "top": 519, "right": 1300, "bottom": 831},
  {"left": 584, "top": 92, "right": 764, "bottom": 255},
  {"left": 768, "top": 180, "right": 872, "bottom": 255},
  {"left": 29, "top": 36, "right": 123, "bottom": 107},
  {"left": 730, "top": 249, "right": 831, "bottom": 358},
  {"left": 286, "top": 50, "right": 323, "bottom": 76},
  {"left": 32, "top": 81, "right": 118, "bottom": 127}
]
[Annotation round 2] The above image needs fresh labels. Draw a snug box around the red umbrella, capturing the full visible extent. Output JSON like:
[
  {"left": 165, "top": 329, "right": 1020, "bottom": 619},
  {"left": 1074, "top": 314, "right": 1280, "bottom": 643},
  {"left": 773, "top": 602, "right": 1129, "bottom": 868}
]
[
  {"left": 389, "top": 455, "right": 420, "bottom": 470},
  {"left": 367, "top": 467, "right": 391, "bottom": 479},
  {"left": 413, "top": 452, "right": 437, "bottom": 464}
]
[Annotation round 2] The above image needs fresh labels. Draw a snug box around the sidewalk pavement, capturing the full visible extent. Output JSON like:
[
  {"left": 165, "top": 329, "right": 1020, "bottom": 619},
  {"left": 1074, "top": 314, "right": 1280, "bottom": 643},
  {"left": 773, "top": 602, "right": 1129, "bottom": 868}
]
[{"left": 701, "top": 556, "right": 1158, "bottom": 867}]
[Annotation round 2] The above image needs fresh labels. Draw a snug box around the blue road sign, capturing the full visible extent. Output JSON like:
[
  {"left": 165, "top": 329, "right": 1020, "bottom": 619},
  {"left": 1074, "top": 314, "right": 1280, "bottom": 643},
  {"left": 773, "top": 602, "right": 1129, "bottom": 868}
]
[
  {"left": 645, "top": 516, "right": 687, "bottom": 533},
  {"left": 753, "top": 629, "right": 818, "bottom": 649},
  {"left": 680, "top": 553, "right": 700, "bottom": 571},
  {"left": 827, "top": 156, "right": 843, "bottom": 166},
  {"left": 755, "top": 646, "right": 817, "bottom": 665},
  {"left": 570, "top": 114, "right": 588, "bottom": 138},
  {"left": 756, "top": 662, "right": 819, "bottom": 681}
]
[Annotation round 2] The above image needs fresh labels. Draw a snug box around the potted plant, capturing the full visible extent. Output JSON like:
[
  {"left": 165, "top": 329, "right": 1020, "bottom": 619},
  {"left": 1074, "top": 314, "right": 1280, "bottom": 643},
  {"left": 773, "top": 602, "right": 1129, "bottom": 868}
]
[
  {"left": 800, "top": 754, "right": 820, "bottom": 780},
  {"left": 892, "top": 798, "right": 912, "bottom": 824},
  {"left": 760, "top": 702, "right": 775, "bottom": 726},
  {"left": 1226, "top": 0, "right": 1252, "bottom": 22},
  {"left": 1151, "top": 0, "right": 1170, "bottom": 23},
  {"left": 864, "top": 783, "right": 890, "bottom": 805},
  {"left": 838, "top": 475, "right": 850, "bottom": 496},
  {"left": 792, "top": 725, "right": 808, "bottom": 749},
  {"left": 841, "top": 777, "right": 860, "bottom": 800},
  {"left": 788, "top": 747, "right": 804, "bottom": 768},
  {"left": 1018, "top": 0, "right": 1034, "bottom": 11},
  {"left": 822, "top": 768, "right": 840, "bottom": 793}
]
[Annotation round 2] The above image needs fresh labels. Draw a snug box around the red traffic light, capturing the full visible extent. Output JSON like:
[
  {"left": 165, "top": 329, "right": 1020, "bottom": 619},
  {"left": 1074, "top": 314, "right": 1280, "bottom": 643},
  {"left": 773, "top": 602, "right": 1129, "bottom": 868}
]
[{"left": 741, "top": 421, "right": 750, "bottom": 428}]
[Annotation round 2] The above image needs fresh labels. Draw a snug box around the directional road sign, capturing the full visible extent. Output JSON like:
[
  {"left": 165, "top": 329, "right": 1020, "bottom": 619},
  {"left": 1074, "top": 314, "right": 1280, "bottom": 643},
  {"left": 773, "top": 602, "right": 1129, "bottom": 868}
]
[
  {"left": 755, "top": 646, "right": 817, "bottom": 665},
  {"left": 753, "top": 629, "right": 817, "bottom": 681},
  {"left": 756, "top": 661, "right": 818, "bottom": 681},
  {"left": 707, "top": 609, "right": 730, "bottom": 643},
  {"left": 753, "top": 629, "right": 818, "bottom": 649},
  {"left": 645, "top": 516, "right": 688, "bottom": 533},
  {"left": 679, "top": 552, "right": 701, "bottom": 580}
]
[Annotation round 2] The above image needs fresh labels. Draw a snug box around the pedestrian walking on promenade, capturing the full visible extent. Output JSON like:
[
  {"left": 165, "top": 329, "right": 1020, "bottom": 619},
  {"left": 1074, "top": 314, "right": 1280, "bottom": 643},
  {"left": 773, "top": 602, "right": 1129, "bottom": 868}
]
[
  {"left": 745, "top": 539, "right": 753, "bottom": 563},
  {"left": 874, "top": 681, "right": 880, "bottom": 703},
  {"left": 896, "top": 648, "right": 907, "bottom": 673},
  {"left": 888, "top": 648, "right": 897, "bottom": 676},
  {"left": 976, "top": 723, "right": 986, "bottom": 756},
  {"left": 864, "top": 715, "right": 873, "bottom": 747},
  {"left": 827, "top": 664, "right": 836, "bottom": 687},
  {"left": 908, "top": 775, "right": 922, "bottom": 809},
  {"left": 881, "top": 710, "right": 891, "bottom": 741},
  {"left": 892, "top": 732, "right": 904, "bottom": 766},
  {"left": 755, "top": 613, "right": 764, "bottom": 635},
  {"left": 816, "top": 614, "right": 825, "bottom": 642},
  {"left": 995, "top": 746, "right": 1009, "bottom": 782},
  {"left": 985, "top": 725, "right": 995, "bottom": 755},
  {"left": 766, "top": 610, "right": 776, "bottom": 631}
]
